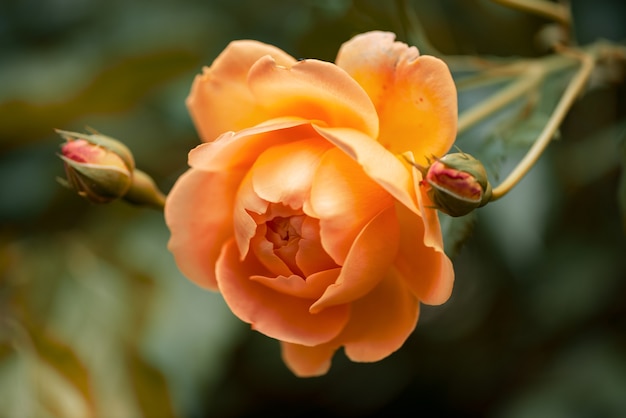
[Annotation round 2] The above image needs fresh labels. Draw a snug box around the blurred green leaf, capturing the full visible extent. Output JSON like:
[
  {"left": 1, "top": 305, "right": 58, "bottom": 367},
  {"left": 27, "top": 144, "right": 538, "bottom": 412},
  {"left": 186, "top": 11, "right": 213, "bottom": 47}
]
[
  {"left": 0, "top": 321, "right": 95, "bottom": 418},
  {"left": 28, "top": 323, "right": 95, "bottom": 417},
  {"left": 127, "top": 345, "right": 176, "bottom": 418}
]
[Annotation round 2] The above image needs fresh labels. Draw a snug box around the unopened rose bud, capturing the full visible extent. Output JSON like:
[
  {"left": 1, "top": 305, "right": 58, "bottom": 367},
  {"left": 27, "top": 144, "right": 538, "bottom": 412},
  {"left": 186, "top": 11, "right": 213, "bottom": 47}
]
[
  {"left": 57, "top": 129, "right": 166, "bottom": 209},
  {"left": 422, "top": 152, "right": 492, "bottom": 217},
  {"left": 57, "top": 129, "right": 134, "bottom": 204}
]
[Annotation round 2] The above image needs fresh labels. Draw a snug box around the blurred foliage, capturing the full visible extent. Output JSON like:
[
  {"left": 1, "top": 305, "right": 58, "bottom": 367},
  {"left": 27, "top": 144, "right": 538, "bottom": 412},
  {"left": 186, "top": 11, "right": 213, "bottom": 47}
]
[{"left": 1, "top": 0, "right": 625, "bottom": 417}]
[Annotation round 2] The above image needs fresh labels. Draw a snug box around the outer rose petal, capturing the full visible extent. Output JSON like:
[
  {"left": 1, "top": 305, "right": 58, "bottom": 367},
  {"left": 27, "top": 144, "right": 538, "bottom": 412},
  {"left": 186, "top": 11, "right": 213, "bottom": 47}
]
[
  {"left": 281, "top": 341, "right": 336, "bottom": 377},
  {"left": 248, "top": 56, "right": 379, "bottom": 138},
  {"left": 187, "top": 40, "right": 297, "bottom": 142},
  {"left": 394, "top": 201, "right": 454, "bottom": 305},
  {"left": 280, "top": 268, "right": 420, "bottom": 375},
  {"left": 336, "top": 31, "right": 457, "bottom": 165},
  {"left": 165, "top": 168, "right": 245, "bottom": 289},
  {"left": 340, "top": 267, "right": 419, "bottom": 362},
  {"left": 217, "top": 239, "right": 350, "bottom": 346}
]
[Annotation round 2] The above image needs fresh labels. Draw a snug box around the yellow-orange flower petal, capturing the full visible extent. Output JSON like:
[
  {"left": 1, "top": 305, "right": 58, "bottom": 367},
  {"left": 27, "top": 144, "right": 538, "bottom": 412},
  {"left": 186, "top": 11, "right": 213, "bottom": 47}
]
[
  {"left": 249, "top": 230, "right": 294, "bottom": 277},
  {"left": 394, "top": 201, "right": 454, "bottom": 305},
  {"left": 281, "top": 341, "right": 336, "bottom": 377},
  {"left": 165, "top": 168, "right": 245, "bottom": 289},
  {"left": 340, "top": 268, "right": 419, "bottom": 362},
  {"left": 217, "top": 239, "right": 350, "bottom": 346},
  {"left": 336, "top": 31, "right": 457, "bottom": 165},
  {"left": 232, "top": 170, "right": 268, "bottom": 259},
  {"left": 280, "top": 268, "right": 420, "bottom": 373},
  {"left": 186, "top": 41, "right": 297, "bottom": 142},
  {"left": 251, "top": 139, "right": 331, "bottom": 209},
  {"left": 251, "top": 268, "right": 340, "bottom": 300},
  {"left": 188, "top": 119, "right": 314, "bottom": 172},
  {"left": 307, "top": 147, "right": 394, "bottom": 265},
  {"left": 248, "top": 56, "right": 379, "bottom": 138},
  {"left": 296, "top": 217, "right": 339, "bottom": 277},
  {"left": 310, "top": 206, "right": 399, "bottom": 313},
  {"left": 312, "top": 126, "right": 418, "bottom": 214}
]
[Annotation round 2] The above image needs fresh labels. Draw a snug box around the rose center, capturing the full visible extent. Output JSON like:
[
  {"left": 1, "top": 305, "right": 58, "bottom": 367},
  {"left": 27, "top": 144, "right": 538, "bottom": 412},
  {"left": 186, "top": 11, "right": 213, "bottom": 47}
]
[{"left": 266, "top": 216, "right": 303, "bottom": 249}]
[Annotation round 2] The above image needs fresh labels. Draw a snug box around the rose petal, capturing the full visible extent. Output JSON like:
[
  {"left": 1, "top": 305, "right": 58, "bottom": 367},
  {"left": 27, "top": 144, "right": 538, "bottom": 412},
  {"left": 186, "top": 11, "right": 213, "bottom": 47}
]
[
  {"left": 310, "top": 205, "right": 399, "bottom": 313},
  {"left": 282, "top": 267, "right": 420, "bottom": 374},
  {"left": 248, "top": 56, "right": 379, "bottom": 138},
  {"left": 414, "top": 165, "right": 449, "bottom": 251},
  {"left": 251, "top": 138, "right": 331, "bottom": 209},
  {"left": 251, "top": 268, "right": 340, "bottom": 299},
  {"left": 186, "top": 40, "right": 297, "bottom": 142},
  {"left": 233, "top": 170, "right": 269, "bottom": 259},
  {"left": 189, "top": 119, "right": 315, "bottom": 172},
  {"left": 165, "top": 168, "right": 245, "bottom": 289},
  {"left": 249, "top": 228, "right": 294, "bottom": 277},
  {"left": 394, "top": 201, "right": 454, "bottom": 305},
  {"left": 280, "top": 341, "right": 337, "bottom": 377},
  {"left": 217, "top": 239, "right": 350, "bottom": 346},
  {"left": 340, "top": 267, "right": 419, "bottom": 362},
  {"left": 336, "top": 31, "right": 457, "bottom": 165},
  {"left": 296, "top": 217, "right": 339, "bottom": 277},
  {"left": 308, "top": 147, "right": 394, "bottom": 265},
  {"left": 313, "top": 126, "right": 418, "bottom": 214}
]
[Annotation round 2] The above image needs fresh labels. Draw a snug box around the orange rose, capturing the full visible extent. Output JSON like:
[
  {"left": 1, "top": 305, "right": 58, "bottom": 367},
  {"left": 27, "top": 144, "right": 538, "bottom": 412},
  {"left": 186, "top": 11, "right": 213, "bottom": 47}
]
[{"left": 165, "top": 31, "right": 457, "bottom": 377}]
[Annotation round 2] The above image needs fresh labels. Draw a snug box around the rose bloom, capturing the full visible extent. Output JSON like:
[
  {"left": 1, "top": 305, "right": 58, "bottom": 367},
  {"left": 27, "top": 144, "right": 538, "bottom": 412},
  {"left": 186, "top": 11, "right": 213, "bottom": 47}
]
[{"left": 165, "top": 31, "right": 457, "bottom": 377}]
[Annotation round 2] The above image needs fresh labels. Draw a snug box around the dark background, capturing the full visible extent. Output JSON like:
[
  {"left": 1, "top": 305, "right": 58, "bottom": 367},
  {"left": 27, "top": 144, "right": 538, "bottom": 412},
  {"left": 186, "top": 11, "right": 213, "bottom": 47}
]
[{"left": 1, "top": 1, "right": 625, "bottom": 417}]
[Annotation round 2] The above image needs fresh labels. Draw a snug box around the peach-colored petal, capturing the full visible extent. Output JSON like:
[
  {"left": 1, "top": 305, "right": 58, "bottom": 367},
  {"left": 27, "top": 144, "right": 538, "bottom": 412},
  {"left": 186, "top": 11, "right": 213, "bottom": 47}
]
[
  {"left": 295, "top": 217, "right": 339, "bottom": 277},
  {"left": 248, "top": 56, "right": 379, "bottom": 138},
  {"left": 188, "top": 119, "right": 315, "bottom": 172},
  {"left": 282, "top": 268, "right": 420, "bottom": 373},
  {"left": 251, "top": 139, "right": 331, "bottom": 209},
  {"left": 310, "top": 206, "right": 399, "bottom": 313},
  {"left": 165, "top": 168, "right": 245, "bottom": 289},
  {"left": 217, "top": 239, "right": 350, "bottom": 346},
  {"left": 414, "top": 166, "right": 448, "bottom": 251},
  {"left": 336, "top": 31, "right": 457, "bottom": 165},
  {"left": 394, "top": 201, "right": 454, "bottom": 305},
  {"left": 308, "top": 147, "right": 394, "bottom": 265},
  {"left": 281, "top": 341, "right": 337, "bottom": 377},
  {"left": 186, "top": 41, "right": 297, "bottom": 142},
  {"left": 233, "top": 170, "right": 268, "bottom": 259},
  {"left": 249, "top": 228, "right": 294, "bottom": 277},
  {"left": 251, "top": 268, "right": 341, "bottom": 300},
  {"left": 313, "top": 126, "right": 418, "bottom": 214},
  {"left": 340, "top": 267, "right": 419, "bottom": 362}
]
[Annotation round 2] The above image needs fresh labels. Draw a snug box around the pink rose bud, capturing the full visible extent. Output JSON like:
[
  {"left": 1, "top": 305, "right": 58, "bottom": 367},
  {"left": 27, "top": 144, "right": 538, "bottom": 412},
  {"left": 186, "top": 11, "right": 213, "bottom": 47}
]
[
  {"left": 423, "top": 152, "right": 492, "bottom": 217},
  {"left": 57, "top": 129, "right": 134, "bottom": 204}
]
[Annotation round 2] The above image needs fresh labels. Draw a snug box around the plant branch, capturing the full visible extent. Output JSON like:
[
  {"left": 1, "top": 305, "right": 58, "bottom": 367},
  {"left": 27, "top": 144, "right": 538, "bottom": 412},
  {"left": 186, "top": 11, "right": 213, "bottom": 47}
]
[
  {"left": 490, "top": 47, "right": 595, "bottom": 200},
  {"left": 490, "top": 0, "right": 571, "bottom": 26}
]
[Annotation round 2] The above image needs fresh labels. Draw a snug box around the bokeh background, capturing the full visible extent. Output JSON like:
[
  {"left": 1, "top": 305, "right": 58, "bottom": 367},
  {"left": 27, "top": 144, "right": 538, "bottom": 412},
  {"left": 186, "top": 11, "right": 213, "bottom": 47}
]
[{"left": 1, "top": 0, "right": 625, "bottom": 417}]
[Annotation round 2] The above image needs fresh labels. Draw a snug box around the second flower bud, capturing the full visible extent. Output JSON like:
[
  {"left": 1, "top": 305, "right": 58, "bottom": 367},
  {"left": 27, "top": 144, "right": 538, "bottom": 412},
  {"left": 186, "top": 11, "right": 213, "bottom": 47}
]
[{"left": 421, "top": 152, "right": 492, "bottom": 217}]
